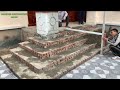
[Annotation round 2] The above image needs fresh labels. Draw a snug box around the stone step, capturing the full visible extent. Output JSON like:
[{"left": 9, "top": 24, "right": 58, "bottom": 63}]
[
  {"left": 10, "top": 43, "right": 96, "bottom": 74},
  {"left": 1, "top": 47, "right": 100, "bottom": 79},
  {"left": 45, "top": 30, "right": 77, "bottom": 39},
  {"left": 19, "top": 39, "right": 87, "bottom": 60},
  {"left": 28, "top": 31, "right": 85, "bottom": 49}
]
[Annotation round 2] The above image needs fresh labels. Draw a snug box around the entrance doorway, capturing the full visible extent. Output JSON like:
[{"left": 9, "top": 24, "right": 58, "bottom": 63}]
[{"left": 28, "top": 11, "right": 36, "bottom": 26}]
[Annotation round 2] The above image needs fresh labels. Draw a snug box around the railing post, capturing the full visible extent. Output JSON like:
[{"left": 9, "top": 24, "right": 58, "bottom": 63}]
[{"left": 100, "top": 11, "right": 106, "bottom": 55}]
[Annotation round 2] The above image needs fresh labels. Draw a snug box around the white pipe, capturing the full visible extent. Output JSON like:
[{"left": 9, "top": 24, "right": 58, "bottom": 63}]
[
  {"left": 65, "top": 28, "right": 102, "bottom": 35},
  {"left": 100, "top": 11, "right": 106, "bottom": 55}
]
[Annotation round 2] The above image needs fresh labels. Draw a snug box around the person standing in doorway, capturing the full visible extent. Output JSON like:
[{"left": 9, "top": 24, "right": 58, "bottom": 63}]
[
  {"left": 58, "top": 11, "right": 69, "bottom": 27},
  {"left": 78, "top": 11, "right": 86, "bottom": 24}
]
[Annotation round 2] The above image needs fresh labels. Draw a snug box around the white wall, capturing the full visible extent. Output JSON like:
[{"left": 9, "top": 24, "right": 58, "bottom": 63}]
[
  {"left": 0, "top": 11, "right": 28, "bottom": 27},
  {"left": 86, "top": 11, "right": 120, "bottom": 25},
  {"left": 86, "top": 11, "right": 97, "bottom": 24}
]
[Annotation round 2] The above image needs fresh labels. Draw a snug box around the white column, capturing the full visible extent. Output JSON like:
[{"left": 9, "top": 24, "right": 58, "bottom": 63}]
[{"left": 36, "top": 12, "right": 59, "bottom": 36}]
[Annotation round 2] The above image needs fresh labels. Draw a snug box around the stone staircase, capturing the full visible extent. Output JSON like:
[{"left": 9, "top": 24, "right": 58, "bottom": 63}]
[{"left": 0, "top": 25, "right": 102, "bottom": 79}]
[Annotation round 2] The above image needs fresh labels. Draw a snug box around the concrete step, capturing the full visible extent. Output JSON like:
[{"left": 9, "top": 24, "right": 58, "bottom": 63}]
[
  {"left": 9, "top": 43, "right": 96, "bottom": 74},
  {"left": 27, "top": 26, "right": 101, "bottom": 49},
  {"left": 72, "top": 25, "right": 101, "bottom": 32},
  {"left": 1, "top": 47, "right": 100, "bottom": 79},
  {"left": 28, "top": 31, "right": 85, "bottom": 49},
  {"left": 19, "top": 38, "right": 87, "bottom": 60}
]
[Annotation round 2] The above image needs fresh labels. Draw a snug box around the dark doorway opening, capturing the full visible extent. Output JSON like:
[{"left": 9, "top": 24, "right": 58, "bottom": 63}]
[{"left": 28, "top": 11, "right": 36, "bottom": 26}]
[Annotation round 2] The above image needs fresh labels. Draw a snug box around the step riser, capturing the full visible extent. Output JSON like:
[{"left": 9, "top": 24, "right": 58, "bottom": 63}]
[
  {"left": 28, "top": 33, "right": 86, "bottom": 48},
  {"left": 46, "top": 44, "right": 96, "bottom": 71},
  {"left": 1, "top": 48, "right": 100, "bottom": 79},
  {"left": 44, "top": 44, "right": 96, "bottom": 72},
  {"left": 19, "top": 39, "right": 87, "bottom": 60},
  {"left": 12, "top": 44, "right": 96, "bottom": 73},
  {"left": 53, "top": 31, "right": 76, "bottom": 38},
  {"left": 53, "top": 49, "right": 100, "bottom": 79},
  {"left": 28, "top": 31, "right": 76, "bottom": 48},
  {"left": 28, "top": 27, "right": 100, "bottom": 49},
  {"left": 10, "top": 51, "right": 40, "bottom": 73}
]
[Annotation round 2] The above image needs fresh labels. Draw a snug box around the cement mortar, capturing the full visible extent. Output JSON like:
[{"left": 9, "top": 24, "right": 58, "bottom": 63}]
[
  {"left": 0, "top": 28, "right": 22, "bottom": 50},
  {"left": 1, "top": 48, "right": 100, "bottom": 79},
  {"left": 0, "top": 25, "right": 103, "bottom": 79}
]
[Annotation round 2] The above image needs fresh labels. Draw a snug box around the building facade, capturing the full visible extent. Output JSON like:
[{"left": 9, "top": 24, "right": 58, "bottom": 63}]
[
  {"left": 0, "top": 11, "right": 120, "bottom": 29},
  {"left": 87, "top": 11, "right": 120, "bottom": 25}
]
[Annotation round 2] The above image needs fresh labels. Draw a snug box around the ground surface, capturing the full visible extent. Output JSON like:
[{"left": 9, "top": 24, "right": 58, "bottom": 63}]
[
  {"left": 0, "top": 60, "right": 18, "bottom": 79},
  {"left": 0, "top": 51, "right": 120, "bottom": 79},
  {"left": 61, "top": 51, "right": 120, "bottom": 79}
]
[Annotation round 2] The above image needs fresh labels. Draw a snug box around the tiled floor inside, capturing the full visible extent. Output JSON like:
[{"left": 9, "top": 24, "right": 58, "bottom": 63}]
[{"left": 0, "top": 51, "right": 120, "bottom": 79}]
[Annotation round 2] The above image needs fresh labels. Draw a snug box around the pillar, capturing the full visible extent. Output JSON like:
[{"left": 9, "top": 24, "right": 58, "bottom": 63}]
[{"left": 36, "top": 12, "right": 59, "bottom": 37}]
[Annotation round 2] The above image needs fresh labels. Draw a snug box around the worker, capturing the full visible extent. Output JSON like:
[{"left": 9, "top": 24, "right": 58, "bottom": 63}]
[
  {"left": 78, "top": 11, "right": 86, "bottom": 24},
  {"left": 103, "top": 28, "right": 120, "bottom": 59},
  {"left": 58, "top": 11, "right": 69, "bottom": 27}
]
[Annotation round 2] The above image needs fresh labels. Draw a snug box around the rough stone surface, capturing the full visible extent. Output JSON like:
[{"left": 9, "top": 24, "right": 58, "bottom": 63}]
[
  {"left": 1, "top": 48, "right": 100, "bottom": 79},
  {"left": 0, "top": 25, "right": 103, "bottom": 79},
  {"left": 19, "top": 39, "right": 87, "bottom": 60},
  {"left": 9, "top": 43, "right": 96, "bottom": 73}
]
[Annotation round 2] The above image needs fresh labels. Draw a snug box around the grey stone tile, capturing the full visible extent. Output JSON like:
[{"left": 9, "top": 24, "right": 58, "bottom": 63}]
[
  {"left": 99, "top": 64, "right": 110, "bottom": 70},
  {"left": 90, "top": 62, "right": 100, "bottom": 67},
  {"left": 114, "top": 65, "right": 120, "bottom": 70},
  {"left": 71, "top": 73, "right": 83, "bottom": 79},
  {"left": 61, "top": 53, "right": 120, "bottom": 79},
  {"left": 63, "top": 73, "right": 74, "bottom": 79},
  {"left": 4, "top": 74, "right": 18, "bottom": 79},
  {"left": 79, "top": 69, "right": 90, "bottom": 75},
  {"left": 110, "top": 68, "right": 120, "bottom": 75},
  {"left": 85, "top": 65, "right": 95, "bottom": 71},
  {"left": 96, "top": 70, "right": 105, "bottom": 74},
  {"left": 106, "top": 73, "right": 117, "bottom": 79},
  {"left": 88, "top": 73, "right": 102, "bottom": 79},
  {"left": 0, "top": 65, "right": 8, "bottom": 70},
  {"left": 105, "top": 63, "right": 114, "bottom": 66},
  {"left": 3, "top": 69, "right": 12, "bottom": 74}
]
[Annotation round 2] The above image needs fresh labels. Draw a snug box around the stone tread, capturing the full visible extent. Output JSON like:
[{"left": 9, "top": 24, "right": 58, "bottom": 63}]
[
  {"left": 1, "top": 48, "right": 100, "bottom": 79},
  {"left": 20, "top": 37, "right": 86, "bottom": 52},
  {"left": 9, "top": 43, "right": 96, "bottom": 73}
]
